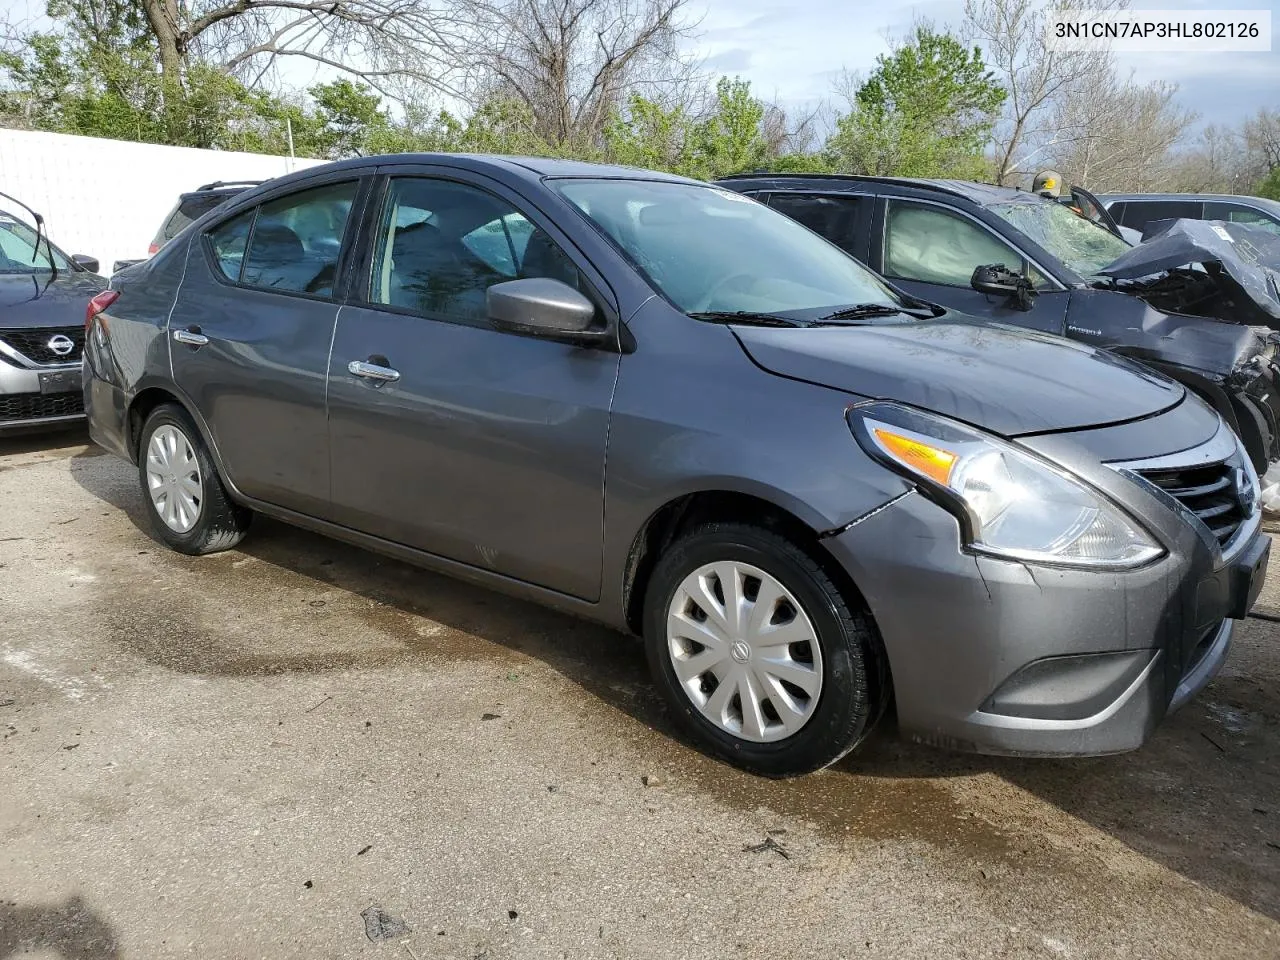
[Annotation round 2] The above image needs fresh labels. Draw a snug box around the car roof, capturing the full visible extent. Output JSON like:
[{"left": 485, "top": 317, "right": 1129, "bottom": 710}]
[
  {"left": 254, "top": 153, "right": 702, "bottom": 190},
  {"left": 1102, "top": 192, "right": 1280, "bottom": 213},
  {"left": 717, "top": 173, "right": 1031, "bottom": 206}
]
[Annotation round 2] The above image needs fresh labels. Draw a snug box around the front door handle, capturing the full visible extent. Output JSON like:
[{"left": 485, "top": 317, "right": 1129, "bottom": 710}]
[
  {"left": 172, "top": 327, "right": 208, "bottom": 347},
  {"left": 348, "top": 359, "right": 401, "bottom": 383}
]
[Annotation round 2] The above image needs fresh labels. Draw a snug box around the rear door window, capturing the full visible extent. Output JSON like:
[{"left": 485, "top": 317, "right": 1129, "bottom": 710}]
[
  {"left": 240, "top": 181, "right": 358, "bottom": 296},
  {"left": 1204, "top": 201, "right": 1280, "bottom": 235},
  {"left": 767, "top": 193, "right": 867, "bottom": 257},
  {"left": 1115, "top": 199, "right": 1203, "bottom": 230}
]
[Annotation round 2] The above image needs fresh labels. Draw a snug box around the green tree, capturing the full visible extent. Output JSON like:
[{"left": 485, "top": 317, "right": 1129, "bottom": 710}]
[
  {"left": 309, "top": 79, "right": 391, "bottom": 159},
  {"left": 604, "top": 77, "right": 798, "bottom": 179},
  {"left": 605, "top": 95, "right": 695, "bottom": 172},
  {"left": 1258, "top": 167, "right": 1280, "bottom": 202},
  {"left": 688, "top": 77, "right": 770, "bottom": 179},
  {"left": 826, "top": 25, "right": 1005, "bottom": 178}
]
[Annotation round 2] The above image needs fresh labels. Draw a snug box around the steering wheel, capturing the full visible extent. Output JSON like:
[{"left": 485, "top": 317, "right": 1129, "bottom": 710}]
[{"left": 692, "top": 273, "right": 762, "bottom": 313}]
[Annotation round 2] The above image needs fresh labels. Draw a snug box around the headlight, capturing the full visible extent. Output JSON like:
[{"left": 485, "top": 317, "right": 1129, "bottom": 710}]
[{"left": 849, "top": 402, "right": 1163, "bottom": 569}]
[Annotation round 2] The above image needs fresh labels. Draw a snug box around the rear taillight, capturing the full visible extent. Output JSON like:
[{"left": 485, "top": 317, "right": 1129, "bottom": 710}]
[
  {"left": 147, "top": 242, "right": 160, "bottom": 255},
  {"left": 86, "top": 290, "right": 119, "bottom": 330}
]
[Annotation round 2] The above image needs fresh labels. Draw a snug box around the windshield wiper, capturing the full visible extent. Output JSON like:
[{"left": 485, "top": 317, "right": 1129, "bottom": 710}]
[
  {"left": 687, "top": 311, "right": 805, "bottom": 327},
  {"left": 817, "top": 303, "right": 924, "bottom": 323},
  {"left": 0, "top": 189, "right": 57, "bottom": 280}
]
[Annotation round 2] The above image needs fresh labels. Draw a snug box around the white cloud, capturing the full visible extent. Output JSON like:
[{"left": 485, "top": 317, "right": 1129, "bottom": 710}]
[{"left": 685, "top": 0, "right": 1277, "bottom": 128}]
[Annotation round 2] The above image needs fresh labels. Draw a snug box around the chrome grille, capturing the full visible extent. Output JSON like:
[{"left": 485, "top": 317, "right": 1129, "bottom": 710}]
[
  {"left": 1136, "top": 459, "right": 1249, "bottom": 547},
  {"left": 0, "top": 327, "right": 85, "bottom": 365}
]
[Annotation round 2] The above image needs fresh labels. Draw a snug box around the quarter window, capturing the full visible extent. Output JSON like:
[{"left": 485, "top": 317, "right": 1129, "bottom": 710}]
[
  {"left": 884, "top": 201, "right": 1038, "bottom": 287},
  {"left": 208, "top": 209, "right": 254, "bottom": 282},
  {"left": 239, "top": 181, "right": 358, "bottom": 296},
  {"left": 370, "top": 178, "right": 581, "bottom": 325}
]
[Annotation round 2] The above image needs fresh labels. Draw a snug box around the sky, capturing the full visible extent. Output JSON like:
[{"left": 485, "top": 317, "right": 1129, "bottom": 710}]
[
  {"left": 1, "top": 0, "right": 1276, "bottom": 131},
  {"left": 692, "top": 0, "right": 1278, "bottom": 130}
]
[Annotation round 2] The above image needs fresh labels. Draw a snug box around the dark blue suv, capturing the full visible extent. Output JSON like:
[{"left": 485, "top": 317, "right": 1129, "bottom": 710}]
[{"left": 718, "top": 174, "right": 1280, "bottom": 473}]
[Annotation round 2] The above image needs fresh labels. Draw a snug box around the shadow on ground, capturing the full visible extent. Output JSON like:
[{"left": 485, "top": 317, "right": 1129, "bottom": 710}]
[
  {"left": 0, "top": 424, "right": 91, "bottom": 461},
  {"left": 0, "top": 895, "right": 121, "bottom": 960},
  {"left": 68, "top": 450, "right": 1280, "bottom": 922}
]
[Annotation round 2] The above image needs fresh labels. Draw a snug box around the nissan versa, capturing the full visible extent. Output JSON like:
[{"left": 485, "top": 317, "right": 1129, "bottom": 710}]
[{"left": 84, "top": 156, "right": 1269, "bottom": 777}]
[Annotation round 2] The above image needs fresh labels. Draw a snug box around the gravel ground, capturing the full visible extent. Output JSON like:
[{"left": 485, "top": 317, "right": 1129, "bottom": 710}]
[{"left": 1, "top": 428, "right": 1278, "bottom": 960}]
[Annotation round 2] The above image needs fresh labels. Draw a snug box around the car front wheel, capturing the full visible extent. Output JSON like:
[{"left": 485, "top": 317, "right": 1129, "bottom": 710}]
[
  {"left": 643, "top": 521, "right": 885, "bottom": 777},
  {"left": 137, "top": 403, "right": 251, "bottom": 555}
]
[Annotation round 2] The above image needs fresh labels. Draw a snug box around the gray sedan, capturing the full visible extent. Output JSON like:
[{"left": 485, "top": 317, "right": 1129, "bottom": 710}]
[{"left": 84, "top": 156, "right": 1268, "bottom": 776}]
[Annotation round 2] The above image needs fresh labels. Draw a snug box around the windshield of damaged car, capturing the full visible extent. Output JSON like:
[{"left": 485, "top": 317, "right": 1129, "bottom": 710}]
[
  {"left": 554, "top": 179, "right": 906, "bottom": 317},
  {"left": 0, "top": 213, "right": 71, "bottom": 274},
  {"left": 987, "top": 198, "right": 1130, "bottom": 278}
]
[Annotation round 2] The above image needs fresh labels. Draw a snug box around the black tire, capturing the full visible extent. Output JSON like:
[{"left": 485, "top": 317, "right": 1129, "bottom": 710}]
[
  {"left": 137, "top": 403, "right": 251, "bottom": 555},
  {"left": 643, "top": 521, "right": 886, "bottom": 778}
]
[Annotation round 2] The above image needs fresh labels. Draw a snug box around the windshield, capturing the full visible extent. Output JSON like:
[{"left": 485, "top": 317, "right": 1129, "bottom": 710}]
[
  {"left": 0, "top": 213, "right": 72, "bottom": 274},
  {"left": 554, "top": 179, "right": 904, "bottom": 316},
  {"left": 987, "top": 199, "right": 1130, "bottom": 277}
]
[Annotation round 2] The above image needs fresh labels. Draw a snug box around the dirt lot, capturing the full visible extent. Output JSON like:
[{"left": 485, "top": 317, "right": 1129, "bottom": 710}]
[{"left": 1, "top": 429, "right": 1278, "bottom": 960}]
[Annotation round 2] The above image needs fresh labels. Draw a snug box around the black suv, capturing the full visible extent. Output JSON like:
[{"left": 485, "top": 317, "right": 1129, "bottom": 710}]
[
  {"left": 718, "top": 174, "right": 1280, "bottom": 472},
  {"left": 113, "top": 182, "right": 262, "bottom": 273}
]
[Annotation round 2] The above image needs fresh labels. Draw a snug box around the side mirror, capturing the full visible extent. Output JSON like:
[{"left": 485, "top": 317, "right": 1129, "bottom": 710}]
[
  {"left": 487, "top": 277, "right": 607, "bottom": 344},
  {"left": 971, "top": 263, "right": 1036, "bottom": 311},
  {"left": 72, "top": 254, "right": 100, "bottom": 273}
]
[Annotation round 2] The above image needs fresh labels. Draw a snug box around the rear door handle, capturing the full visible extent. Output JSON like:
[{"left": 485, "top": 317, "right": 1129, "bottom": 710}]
[
  {"left": 348, "top": 359, "right": 401, "bottom": 383},
  {"left": 173, "top": 327, "right": 208, "bottom": 346}
]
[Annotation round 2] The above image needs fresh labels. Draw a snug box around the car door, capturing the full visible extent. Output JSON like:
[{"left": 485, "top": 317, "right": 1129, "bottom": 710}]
[
  {"left": 169, "top": 171, "right": 371, "bottom": 515},
  {"left": 1068, "top": 186, "right": 1126, "bottom": 240},
  {"left": 326, "top": 169, "right": 620, "bottom": 601},
  {"left": 873, "top": 197, "right": 1070, "bottom": 335},
  {"left": 764, "top": 192, "right": 873, "bottom": 262}
]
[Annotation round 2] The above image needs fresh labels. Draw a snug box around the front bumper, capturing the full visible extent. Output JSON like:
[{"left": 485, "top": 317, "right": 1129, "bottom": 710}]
[
  {"left": 0, "top": 358, "right": 84, "bottom": 431},
  {"left": 823, "top": 486, "right": 1268, "bottom": 758}
]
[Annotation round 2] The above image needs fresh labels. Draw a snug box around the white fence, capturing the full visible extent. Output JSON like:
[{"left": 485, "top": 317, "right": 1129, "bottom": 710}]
[{"left": 0, "top": 129, "right": 324, "bottom": 274}]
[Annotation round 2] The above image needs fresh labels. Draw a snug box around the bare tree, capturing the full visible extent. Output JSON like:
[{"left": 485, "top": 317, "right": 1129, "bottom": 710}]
[
  {"left": 136, "top": 0, "right": 472, "bottom": 104},
  {"left": 1244, "top": 107, "right": 1280, "bottom": 172},
  {"left": 461, "top": 0, "right": 700, "bottom": 148},
  {"left": 962, "top": 0, "right": 1124, "bottom": 184},
  {"left": 1165, "top": 125, "right": 1252, "bottom": 193},
  {"left": 1045, "top": 67, "right": 1195, "bottom": 191},
  {"left": 760, "top": 98, "right": 821, "bottom": 157}
]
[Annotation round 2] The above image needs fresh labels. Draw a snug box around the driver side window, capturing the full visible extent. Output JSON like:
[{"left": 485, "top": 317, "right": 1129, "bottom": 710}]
[
  {"left": 369, "top": 178, "right": 581, "bottom": 326},
  {"left": 884, "top": 201, "right": 1043, "bottom": 288}
]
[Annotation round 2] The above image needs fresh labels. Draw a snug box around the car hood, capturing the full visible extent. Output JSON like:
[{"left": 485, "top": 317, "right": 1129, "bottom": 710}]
[
  {"left": 733, "top": 319, "right": 1185, "bottom": 436},
  {"left": 1099, "top": 219, "right": 1280, "bottom": 324},
  {"left": 0, "top": 270, "right": 102, "bottom": 329}
]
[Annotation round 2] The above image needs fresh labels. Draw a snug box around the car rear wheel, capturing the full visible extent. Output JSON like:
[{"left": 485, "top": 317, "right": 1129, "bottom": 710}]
[
  {"left": 138, "top": 404, "right": 250, "bottom": 555},
  {"left": 643, "top": 521, "right": 885, "bottom": 777}
]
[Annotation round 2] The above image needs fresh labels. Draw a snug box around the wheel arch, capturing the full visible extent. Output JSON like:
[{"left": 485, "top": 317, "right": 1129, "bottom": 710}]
[
  {"left": 620, "top": 489, "right": 872, "bottom": 637},
  {"left": 125, "top": 385, "right": 238, "bottom": 495}
]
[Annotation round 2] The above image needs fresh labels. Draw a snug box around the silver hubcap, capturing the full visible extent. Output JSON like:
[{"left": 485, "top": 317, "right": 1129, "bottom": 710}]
[
  {"left": 146, "top": 424, "right": 203, "bottom": 534},
  {"left": 666, "top": 561, "right": 824, "bottom": 743}
]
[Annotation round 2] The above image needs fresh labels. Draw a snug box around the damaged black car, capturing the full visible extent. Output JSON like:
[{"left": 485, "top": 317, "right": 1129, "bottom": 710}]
[{"left": 716, "top": 174, "right": 1280, "bottom": 478}]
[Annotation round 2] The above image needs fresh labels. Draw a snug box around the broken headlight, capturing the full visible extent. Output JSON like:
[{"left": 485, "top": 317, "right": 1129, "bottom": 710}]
[{"left": 849, "top": 402, "right": 1163, "bottom": 569}]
